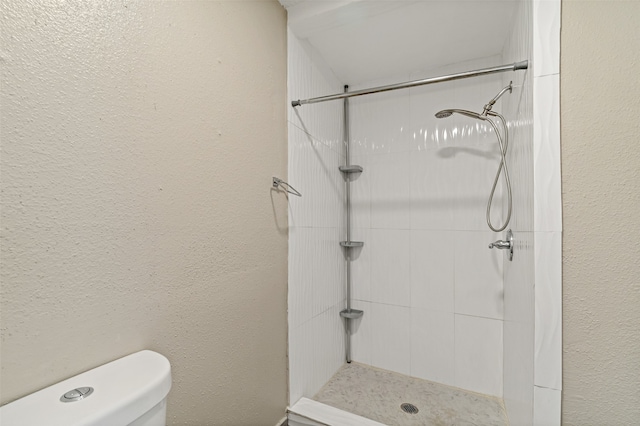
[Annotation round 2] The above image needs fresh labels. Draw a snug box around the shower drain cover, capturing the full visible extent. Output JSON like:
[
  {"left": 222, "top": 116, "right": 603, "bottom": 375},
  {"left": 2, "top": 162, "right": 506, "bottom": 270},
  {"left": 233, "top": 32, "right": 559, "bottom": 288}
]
[{"left": 400, "top": 403, "right": 419, "bottom": 414}]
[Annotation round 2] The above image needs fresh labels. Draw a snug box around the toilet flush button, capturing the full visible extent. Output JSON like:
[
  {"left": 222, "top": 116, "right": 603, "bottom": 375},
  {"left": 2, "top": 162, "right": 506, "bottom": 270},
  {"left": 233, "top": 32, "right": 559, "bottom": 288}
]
[
  {"left": 62, "top": 390, "right": 81, "bottom": 400},
  {"left": 77, "top": 387, "right": 92, "bottom": 395},
  {"left": 60, "top": 387, "right": 93, "bottom": 402}
]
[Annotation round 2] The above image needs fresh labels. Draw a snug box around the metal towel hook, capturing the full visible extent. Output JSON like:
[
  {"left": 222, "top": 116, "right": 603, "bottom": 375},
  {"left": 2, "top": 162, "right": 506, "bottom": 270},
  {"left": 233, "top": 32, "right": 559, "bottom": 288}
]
[{"left": 272, "top": 177, "right": 302, "bottom": 197}]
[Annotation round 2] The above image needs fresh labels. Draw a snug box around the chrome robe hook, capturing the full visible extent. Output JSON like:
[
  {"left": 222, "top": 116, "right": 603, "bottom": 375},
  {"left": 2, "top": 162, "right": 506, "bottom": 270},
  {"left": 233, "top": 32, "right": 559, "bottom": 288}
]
[{"left": 272, "top": 177, "right": 302, "bottom": 197}]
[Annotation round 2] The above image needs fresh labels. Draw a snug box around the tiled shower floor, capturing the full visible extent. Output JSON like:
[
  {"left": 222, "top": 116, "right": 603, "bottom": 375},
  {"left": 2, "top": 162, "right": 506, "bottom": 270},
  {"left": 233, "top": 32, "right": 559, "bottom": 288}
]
[{"left": 313, "top": 363, "right": 507, "bottom": 426}]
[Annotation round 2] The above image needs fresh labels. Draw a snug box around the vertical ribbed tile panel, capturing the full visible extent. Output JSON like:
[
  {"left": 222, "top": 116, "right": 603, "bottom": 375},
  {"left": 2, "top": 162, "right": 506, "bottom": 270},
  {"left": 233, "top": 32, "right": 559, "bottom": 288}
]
[
  {"left": 533, "top": 0, "right": 561, "bottom": 78},
  {"left": 410, "top": 308, "right": 455, "bottom": 386},
  {"left": 501, "top": 0, "right": 537, "bottom": 424},
  {"left": 533, "top": 386, "right": 561, "bottom": 426},
  {"left": 287, "top": 29, "right": 346, "bottom": 405},
  {"left": 288, "top": 226, "right": 316, "bottom": 327},
  {"left": 534, "top": 231, "right": 562, "bottom": 390},
  {"left": 289, "top": 303, "right": 346, "bottom": 406},
  {"left": 454, "top": 230, "right": 504, "bottom": 320},
  {"left": 349, "top": 299, "right": 372, "bottom": 365},
  {"left": 369, "top": 229, "right": 411, "bottom": 306},
  {"left": 410, "top": 230, "right": 454, "bottom": 312},
  {"left": 349, "top": 227, "right": 371, "bottom": 302},
  {"left": 370, "top": 302, "right": 411, "bottom": 375},
  {"left": 531, "top": 0, "right": 562, "bottom": 424},
  {"left": 455, "top": 314, "right": 504, "bottom": 397},
  {"left": 349, "top": 155, "right": 371, "bottom": 230},
  {"left": 503, "top": 319, "right": 535, "bottom": 425},
  {"left": 533, "top": 74, "right": 561, "bottom": 232}
]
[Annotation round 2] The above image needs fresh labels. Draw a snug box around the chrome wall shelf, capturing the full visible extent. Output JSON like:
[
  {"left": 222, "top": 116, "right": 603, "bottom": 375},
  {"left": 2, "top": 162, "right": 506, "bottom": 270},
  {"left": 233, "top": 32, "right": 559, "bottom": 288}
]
[
  {"left": 339, "top": 165, "right": 363, "bottom": 174},
  {"left": 340, "top": 241, "right": 364, "bottom": 248},
  {"left": 340, "top": 309, "right": 364, "bottom": 320}
]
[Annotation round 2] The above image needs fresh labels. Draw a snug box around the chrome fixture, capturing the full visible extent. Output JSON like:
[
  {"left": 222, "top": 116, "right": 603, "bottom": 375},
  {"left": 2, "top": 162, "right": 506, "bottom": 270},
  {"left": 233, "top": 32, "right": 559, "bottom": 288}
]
[
  {"left": 489, "top": 229, "right": 514, "bottom": 261},
  {"left": 272, "top": 177, "right": 301, "bottom": 197},
  {"left": 482, "top": 82, "right": 513, "bottom": 116},
  {"left": 291, "top": 61, "right": 527, "bottom": 107},
  {"left": 339, "top": 85, "right": 364, "bottom": 363},
  {"left": 435, "top": 82, "right": 514, "bottom": 232}
]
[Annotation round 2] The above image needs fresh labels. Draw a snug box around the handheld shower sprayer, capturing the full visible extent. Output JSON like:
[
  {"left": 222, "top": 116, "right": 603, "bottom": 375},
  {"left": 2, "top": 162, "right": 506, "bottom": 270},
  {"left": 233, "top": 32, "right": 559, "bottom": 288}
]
[{"left": 434, "top": 83, "right": 514, "bottom": 232}]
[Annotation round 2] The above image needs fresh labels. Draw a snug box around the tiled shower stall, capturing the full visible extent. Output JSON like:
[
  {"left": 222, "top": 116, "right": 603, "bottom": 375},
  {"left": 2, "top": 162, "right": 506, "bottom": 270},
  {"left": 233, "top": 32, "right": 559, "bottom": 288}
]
[{"left": 286, "top": 0, "right": 561, "bottom": 424}]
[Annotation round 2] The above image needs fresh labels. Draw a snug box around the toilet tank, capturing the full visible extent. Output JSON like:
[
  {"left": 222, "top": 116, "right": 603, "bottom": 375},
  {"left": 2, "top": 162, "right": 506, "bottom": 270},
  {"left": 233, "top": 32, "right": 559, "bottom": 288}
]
[{"left": 0, "top": 350, "right": 172, "bottom": 426}]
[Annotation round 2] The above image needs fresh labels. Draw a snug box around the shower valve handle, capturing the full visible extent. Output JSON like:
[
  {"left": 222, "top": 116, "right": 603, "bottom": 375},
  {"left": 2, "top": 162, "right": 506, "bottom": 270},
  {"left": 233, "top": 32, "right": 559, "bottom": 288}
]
[
  {"left": 488, "top": 230, "right": 514, "bottom": 261},
  {"left": 488, "top": 240, "right": 511, "bottom": 249}
]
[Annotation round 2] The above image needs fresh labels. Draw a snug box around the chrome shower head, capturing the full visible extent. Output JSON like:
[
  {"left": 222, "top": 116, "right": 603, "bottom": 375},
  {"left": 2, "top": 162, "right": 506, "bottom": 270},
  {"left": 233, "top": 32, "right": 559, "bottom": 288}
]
[
  {"left": 435, "top": 110, "right": 453, "bottom": 119},
  {"left": 435, "top": 108, "right": 485, "bottom": 120}
]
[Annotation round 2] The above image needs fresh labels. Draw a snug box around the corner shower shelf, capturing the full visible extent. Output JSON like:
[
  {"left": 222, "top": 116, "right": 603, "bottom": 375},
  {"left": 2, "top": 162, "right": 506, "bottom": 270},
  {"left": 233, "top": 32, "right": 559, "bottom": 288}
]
[
  {"left": 340, "top": 309, "right": 364, "bottom": 319},
  {"left": 340, "top": 241, "right": 364, "bottom": 248},
  {"left": 339, "top": 165, "right": 363, "bottom": 174}
]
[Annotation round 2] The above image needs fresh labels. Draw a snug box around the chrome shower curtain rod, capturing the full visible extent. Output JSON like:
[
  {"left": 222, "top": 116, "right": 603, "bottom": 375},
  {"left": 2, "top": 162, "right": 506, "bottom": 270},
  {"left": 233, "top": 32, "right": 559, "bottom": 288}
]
[{"left": 291, "top": 60, "right": 528, "bottom": 107}]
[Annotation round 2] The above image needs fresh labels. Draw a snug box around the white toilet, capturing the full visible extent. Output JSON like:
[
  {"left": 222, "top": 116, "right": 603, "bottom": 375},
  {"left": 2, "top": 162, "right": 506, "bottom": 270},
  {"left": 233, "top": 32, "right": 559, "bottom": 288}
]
[{"left": 0, "top": 350, "right": 172, "bottom": 426}]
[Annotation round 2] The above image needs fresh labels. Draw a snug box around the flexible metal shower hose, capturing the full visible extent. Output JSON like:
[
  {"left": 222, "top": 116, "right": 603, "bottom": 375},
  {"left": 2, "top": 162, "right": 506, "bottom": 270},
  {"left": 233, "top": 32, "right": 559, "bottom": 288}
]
[{"left": 485, "top": 112, "right": 512, "bottom": 232}]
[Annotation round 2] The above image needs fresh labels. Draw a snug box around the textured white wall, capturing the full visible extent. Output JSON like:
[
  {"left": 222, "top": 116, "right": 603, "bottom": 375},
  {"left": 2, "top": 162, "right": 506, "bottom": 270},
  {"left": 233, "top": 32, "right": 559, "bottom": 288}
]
[
  {"left": 561, "top": 1, "right": 640, "bottom": 424},
  {"left": 0, "top": 1, "right": 288, "bottom": 424}
]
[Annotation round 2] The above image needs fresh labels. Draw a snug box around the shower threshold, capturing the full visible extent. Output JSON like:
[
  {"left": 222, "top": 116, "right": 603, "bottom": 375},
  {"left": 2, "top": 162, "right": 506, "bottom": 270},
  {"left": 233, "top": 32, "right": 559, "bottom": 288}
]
[{"left": 313, "top": 363, "right": 507, "bottom": 426}]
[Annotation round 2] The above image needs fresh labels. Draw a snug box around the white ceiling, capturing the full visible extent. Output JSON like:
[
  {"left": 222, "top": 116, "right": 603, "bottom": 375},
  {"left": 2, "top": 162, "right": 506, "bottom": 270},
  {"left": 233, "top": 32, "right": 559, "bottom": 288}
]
[{"left": 280, "top": 0, "right": 519, "bottom": 85}]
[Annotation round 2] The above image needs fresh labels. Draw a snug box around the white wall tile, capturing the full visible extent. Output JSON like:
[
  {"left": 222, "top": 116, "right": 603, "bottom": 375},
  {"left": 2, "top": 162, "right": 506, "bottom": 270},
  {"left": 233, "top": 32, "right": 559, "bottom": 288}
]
[
  {"left": 370, "top": 152, "right": 411, "bottom": 229},
  {"left": 533, "top": 0, "right": 560, "bottom": 77},
  {"left": 313, "top": 145, "right": 344, "bottom": 229},
  {"left": 503, "top": 320, "right": 534, "bottom": 426},
  {"left": 289, "top": 303, "right": 347, "bottom": 406},
  {"left": 408, "top": 76, "right": 459, "bottom": 154},
  {"left": 350, "top": 154, "right": 371, "bottom": 230},
  {"left": 504, "top": 79, "right": 534, "bottom": 233},
  {"left": 349, "top": 227, "right": 371, "bottom": 302},
  {"left": 312, "top": 227, "right": 346, "bottom": 317},
  {"left": 288, "top": 29, "right": 346, "bottom": 405},
  {"left": 370, "top": 229, "right": 411, "bottom": 307},
  {"left": 533, "top": 74, "right": 561, "bottom": 232},
  {"left": 289, "top": 319, "right": 319, "bottom": 405},
  {"left": 289, "top": 226, "right": 316, "bottom": 328},
  {"left": 531, "top": 0, "right": 562, "bottom": 411},
  {"left": 504, "top": 231, "right": 534, "bottom": 324},
  {"left": 533, "top": 386, "right": 561, "bottom": 426},
  {"left": 370, "top": 303, "right": 411, "bottom": 375},
  {"left": 409, "top": 148, "right": 455, "bottom": 230},
  {"left": 317, "top": 304, "right": 347, "bottom": 389},
  {"left": 410, "top": 308, "right": 455, "bottom": 386},
  {"left": 287, "top": 28, "right": 314, "bottom": 127},
  {"left": 455, "top": 314, "right": 503, "bottom": 397},
  {"left": 502, "top": 1, "right": 536, "bottom": 423},
  {"left": 350, "top": 84, "right": 411, "bottom": 155},
  {"left": 451, "top": 135, "right": 505, "bottom": 231},
  {"left": 350, "top": 300, "right": 372, "bottom": 365},
  {"left": 455, "top": 231, "right": 504, "bottom": 319},
  {"left": 534, "top": 231, "right": 562, "bottom": 390},
  {"left": 310, "top": 49, "right": 344, "bottom": 152},
  {"left": 288, "top": 323, "right": 305, "bottom": 405},
  {"left": 410, "top": 230, "right": 454, "bottom": 312},
  {"left": 288, "top": 124, "right": 315, "bottom": 228}
]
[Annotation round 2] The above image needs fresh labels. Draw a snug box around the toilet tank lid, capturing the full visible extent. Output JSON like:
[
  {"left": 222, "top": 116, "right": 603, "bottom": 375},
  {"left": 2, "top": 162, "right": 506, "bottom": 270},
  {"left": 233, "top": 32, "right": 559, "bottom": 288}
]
[{"left": 0, "top": 350, "right": 172, "bottom": 426}]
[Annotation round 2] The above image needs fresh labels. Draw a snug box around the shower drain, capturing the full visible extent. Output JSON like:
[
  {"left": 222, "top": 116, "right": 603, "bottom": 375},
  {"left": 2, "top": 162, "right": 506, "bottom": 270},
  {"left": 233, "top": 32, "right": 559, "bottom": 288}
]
[{"left": 400, "top": 403, "right": 419, "bottom": 414}]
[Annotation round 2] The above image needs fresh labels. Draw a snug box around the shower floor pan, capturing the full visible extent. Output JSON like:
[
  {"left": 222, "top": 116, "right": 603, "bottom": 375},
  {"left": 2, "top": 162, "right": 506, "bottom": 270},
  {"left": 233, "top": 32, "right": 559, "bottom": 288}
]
[{"left": 308, "top": 363, "right": 507, "bottom": 426}]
